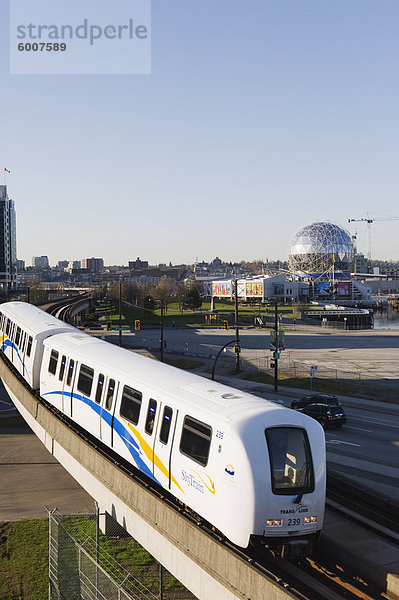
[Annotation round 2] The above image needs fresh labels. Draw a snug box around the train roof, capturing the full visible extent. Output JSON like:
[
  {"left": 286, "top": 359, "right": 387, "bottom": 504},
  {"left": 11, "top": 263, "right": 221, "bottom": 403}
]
[
  {"left": 43, "top": 330, "right": 291, "bottom": 422},
  {"left": 0, "top": 302, "right": 75, "bottom": 336}
]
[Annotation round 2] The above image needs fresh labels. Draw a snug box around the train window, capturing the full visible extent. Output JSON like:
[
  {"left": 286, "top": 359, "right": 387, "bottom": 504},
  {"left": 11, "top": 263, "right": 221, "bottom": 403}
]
[
  {"left": 15, "top": 327, "right": 21, "bottom": 347},
  {"left": 77, "top": 364, "right": 94, "bottom": 397},
  {"left": 0, "top": 313, "right": 3, "bottom": 330},
  {"left": 59, "top": 355, "right": 67, "bottom": 381},
  {"left": 180, "top": 416, "right": 212, "bottom": 467},
  {"left": 21, "top": 332, "right": 26, "bottom": 353},
  {"left": 105, "top": 379, "right": 115, "bottom": 410},
  {"left": 95, "top": 374, "right": 104, "bottom": 404},
  {"left": 26, "top": 336, "right": 33, "bottom": 357},
  {"left": 265, "top": 427, "right": 314, "bottom": 496},
  {"left": 66, "top": 359, "right": 75, "bottom": 386},
  {"left": 159, "top": 406, "right": 173, "bottom": 444},
  {"left": 145, "top": 399, "right": 157, "bottom": 435},
  {"left": 120, "top": 385, "right": 142, "bottom": 425},
  {"left": 48, "top": 350, "right": 59, "bottom": 375},
  {"left": 5, "top": 318, "right": 10, "bottom": 336}
]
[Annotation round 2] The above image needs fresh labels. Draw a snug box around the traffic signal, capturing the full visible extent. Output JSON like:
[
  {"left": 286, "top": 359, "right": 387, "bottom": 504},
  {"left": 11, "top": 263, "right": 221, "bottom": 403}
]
[
  {"left": 134, "top": 320, "right": 141, "bottom": 330},
  {"left": 223, "top": 320, "right": 229, "bottom": 330}
]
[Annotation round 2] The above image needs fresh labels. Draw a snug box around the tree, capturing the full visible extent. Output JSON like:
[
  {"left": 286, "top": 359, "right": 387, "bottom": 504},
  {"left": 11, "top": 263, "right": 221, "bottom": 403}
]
[
  {"left": 143, "top": 295, "right": 156, "bottom": 311},
  {"left": 183, "top": 287, "right": 202, "bottom": 311},
  {"left": 175, "top": 281, "right": 187, "bottom": 311},
  {"left": 155, "top": 276, "right": 175, "bottom": 312},
  {"left": 27, "top": 277, "right": 48, "bottom": 305}
]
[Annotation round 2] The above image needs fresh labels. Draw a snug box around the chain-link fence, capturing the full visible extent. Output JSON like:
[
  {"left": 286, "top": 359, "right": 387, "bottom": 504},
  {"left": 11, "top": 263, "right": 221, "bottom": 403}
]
[{"left": 47, "top": 509, "right": 197, "bottom": 600}]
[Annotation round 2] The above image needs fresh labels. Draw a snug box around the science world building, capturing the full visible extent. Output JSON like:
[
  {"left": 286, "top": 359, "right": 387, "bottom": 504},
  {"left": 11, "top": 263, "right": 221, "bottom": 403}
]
[{"left": 288, "top": 221, "right": 356, "bottom": 276}]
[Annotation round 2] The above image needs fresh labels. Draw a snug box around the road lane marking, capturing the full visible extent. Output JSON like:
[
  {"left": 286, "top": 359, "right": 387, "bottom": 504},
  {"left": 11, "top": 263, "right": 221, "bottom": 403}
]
[
  {"left": 344, "top": 426, "right": 373, "bottom": 433},
  {"left": 326, "top": 440, "right": 361, "bottom": 446}
]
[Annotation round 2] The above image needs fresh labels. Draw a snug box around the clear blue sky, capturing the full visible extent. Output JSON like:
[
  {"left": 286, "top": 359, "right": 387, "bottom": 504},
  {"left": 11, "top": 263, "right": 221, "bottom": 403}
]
[{"left": 1, "top": 0, "right": 399, "bottom": 266}]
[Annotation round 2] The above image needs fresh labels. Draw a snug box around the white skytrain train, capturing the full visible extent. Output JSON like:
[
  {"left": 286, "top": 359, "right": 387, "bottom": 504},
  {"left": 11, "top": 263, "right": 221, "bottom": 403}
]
[{"left": 0, "top": 302, "right": 326, "bottom": 558}]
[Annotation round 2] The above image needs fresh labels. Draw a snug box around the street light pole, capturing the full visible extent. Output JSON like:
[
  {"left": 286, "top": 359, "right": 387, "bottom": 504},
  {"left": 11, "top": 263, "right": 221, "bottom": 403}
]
[
  {"left": 212, "top": 340, "right": 235, "bottom": 381},
  {"left": 234, "top": 279, "right": 240, "bottom": 372}
]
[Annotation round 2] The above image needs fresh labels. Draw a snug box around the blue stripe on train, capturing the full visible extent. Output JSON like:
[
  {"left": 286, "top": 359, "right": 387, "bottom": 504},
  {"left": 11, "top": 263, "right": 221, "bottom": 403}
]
[
  {"left": 1, "top": 339, "right": 26, "bottom": 371},
  {"left": 42, "top": 389, "right": 158, "bottom": 483}
]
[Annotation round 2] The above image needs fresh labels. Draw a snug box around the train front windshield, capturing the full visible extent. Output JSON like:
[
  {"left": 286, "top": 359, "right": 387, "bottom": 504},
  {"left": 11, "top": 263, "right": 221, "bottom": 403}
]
[{"left": 265, "top": 427, "right": 314, "bottom": 495}]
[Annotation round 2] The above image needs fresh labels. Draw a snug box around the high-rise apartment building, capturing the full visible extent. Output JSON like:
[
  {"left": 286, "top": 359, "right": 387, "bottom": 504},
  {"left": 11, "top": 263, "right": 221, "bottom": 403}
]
[
  {"left": 0, "top": 185, "right": 17, "bottom": 291},
  {"left": 81, "top": 257, "right": 104, "bottom": 273},
  {"left": 32, "top": 255, "right": 49, "bottom": 268}
]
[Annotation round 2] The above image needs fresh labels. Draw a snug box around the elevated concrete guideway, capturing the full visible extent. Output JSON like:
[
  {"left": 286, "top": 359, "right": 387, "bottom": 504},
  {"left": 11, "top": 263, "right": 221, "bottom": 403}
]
[{"left": 0, "top": 357, "right": 296, "bottom": 600}]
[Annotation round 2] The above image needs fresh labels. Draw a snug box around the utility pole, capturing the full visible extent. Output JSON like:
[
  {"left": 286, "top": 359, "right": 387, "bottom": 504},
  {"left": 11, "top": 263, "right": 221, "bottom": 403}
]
[
  {"left": 234, "top": 279, "right": 240, "bottom": 372},
  {"left": 160, "top": 299, "right": 164, "bottom": 362},
  {"left": 118, "top": 280, "right": 122, "bottom": 347},
  {"left": 274, "top": 301, "right": 278, "bottom": 391}
]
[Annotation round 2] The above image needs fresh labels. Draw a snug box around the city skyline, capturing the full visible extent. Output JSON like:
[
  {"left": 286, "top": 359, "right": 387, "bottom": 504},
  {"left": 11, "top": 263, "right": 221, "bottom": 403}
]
[{"left": 1, "top": 1, "right": 399, "bottom": 264}]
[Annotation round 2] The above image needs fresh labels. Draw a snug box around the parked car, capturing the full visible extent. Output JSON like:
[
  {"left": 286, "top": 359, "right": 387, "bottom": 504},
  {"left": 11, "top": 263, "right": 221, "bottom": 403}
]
[
  {"left": 297, "top": 403, "right": 346, "bottom": 429},
  {"left": 291, "top": 393, "right": 341, "bottom": 410}
]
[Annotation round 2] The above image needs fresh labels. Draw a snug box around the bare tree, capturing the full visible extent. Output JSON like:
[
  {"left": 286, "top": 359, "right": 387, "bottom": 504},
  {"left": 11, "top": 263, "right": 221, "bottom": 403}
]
[{"left": 155, "top": 276, "right": 175, "bottom": 312}]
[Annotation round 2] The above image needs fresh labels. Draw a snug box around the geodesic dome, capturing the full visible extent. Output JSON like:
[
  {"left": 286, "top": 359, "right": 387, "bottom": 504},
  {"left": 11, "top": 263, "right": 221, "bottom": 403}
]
[{"left": 288, "top": 221, "right": 356, "bottom": 274}]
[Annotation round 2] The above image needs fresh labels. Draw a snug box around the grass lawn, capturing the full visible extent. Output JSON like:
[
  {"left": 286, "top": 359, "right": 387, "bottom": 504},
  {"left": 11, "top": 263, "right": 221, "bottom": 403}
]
[
  {"left": 165, "top": 358, "right": 205, "bottom": 370},
  {"left": 0, "top": 520, "right": 49, "bottom": 600},
  {"left": 103, "top": 300, "right": 294, "bottom": 330}
]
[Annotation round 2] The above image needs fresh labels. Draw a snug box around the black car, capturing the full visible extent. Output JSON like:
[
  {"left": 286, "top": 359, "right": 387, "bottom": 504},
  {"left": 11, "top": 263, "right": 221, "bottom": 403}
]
[
  {"left": 291, "top": 393, "right": 341, "bottom": 410},
  {"left": 297, "top": 403, "right": 346, "bottom": 429}
]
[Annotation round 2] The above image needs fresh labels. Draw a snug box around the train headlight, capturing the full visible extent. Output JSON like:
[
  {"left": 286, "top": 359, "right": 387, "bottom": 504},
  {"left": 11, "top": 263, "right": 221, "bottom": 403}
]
[
  {"left": 266, "top": 519, "right": 282, "bottom": 527},
  {"left": 304, "top": 516, "right": 317, "bottom": 523}
]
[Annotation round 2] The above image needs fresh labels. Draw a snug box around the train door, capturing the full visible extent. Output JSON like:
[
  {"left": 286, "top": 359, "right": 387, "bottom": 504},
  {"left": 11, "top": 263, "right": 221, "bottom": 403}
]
[
  {"left": 142, "top": 398, "right": 160, "bottom": 477},
  {"left": 9, "top": 322, "right": 15, "bottom": 363},
  {"left": 63, "top": 358, "right": 77, "bottom": 418},
  {"left": 100, "top": 378, "right": 118, "bottom": 447},
  {"left": 57, "top": 354, "right": 67, "bottom": 413},
  {"left": 93, "top": 372, "right": 105, "bottom": 440},
  {"left": 153, "top": 404, "right": 178, "bottom": 489},
  {"left": 20, "top": 331, "right": 27, "bottom": 379}
]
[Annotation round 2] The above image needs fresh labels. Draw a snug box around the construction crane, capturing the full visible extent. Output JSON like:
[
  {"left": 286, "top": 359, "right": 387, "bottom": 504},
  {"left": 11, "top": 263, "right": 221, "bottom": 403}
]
[{"left": 348, "top": 215, "right": 399, "bottom": 261}]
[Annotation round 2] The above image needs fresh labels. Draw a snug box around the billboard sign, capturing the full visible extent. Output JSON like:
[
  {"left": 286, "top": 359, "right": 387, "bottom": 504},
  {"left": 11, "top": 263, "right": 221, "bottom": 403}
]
[
  {"left": 316, "top": 282, "right": 331, "bottom": 296},
  {"left": 246, "top": 281, "right": 263, "bottom": 296},
  {"left": 211, "top": 281, "right": 232, "bottom": 296},
  {"left": 337, "top": 281, "right": 350, "bottom": 296}
]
